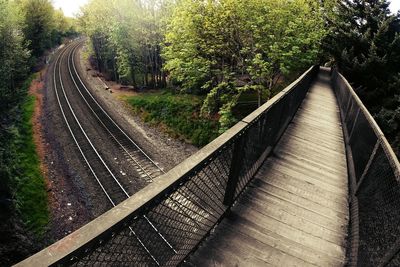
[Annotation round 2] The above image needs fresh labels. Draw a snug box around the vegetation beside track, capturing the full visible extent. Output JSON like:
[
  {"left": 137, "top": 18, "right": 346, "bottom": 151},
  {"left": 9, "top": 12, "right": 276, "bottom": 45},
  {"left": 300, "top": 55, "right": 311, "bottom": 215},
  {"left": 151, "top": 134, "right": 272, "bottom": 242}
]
[
  {"left": 1, "top": 74, "right": 49, "bottom": 236},
  {"left": 0, "top": 74, "right": 49, "bottom": 265},
  {"left": 123, "top": 91, "right": 219, "bottom": 147}
]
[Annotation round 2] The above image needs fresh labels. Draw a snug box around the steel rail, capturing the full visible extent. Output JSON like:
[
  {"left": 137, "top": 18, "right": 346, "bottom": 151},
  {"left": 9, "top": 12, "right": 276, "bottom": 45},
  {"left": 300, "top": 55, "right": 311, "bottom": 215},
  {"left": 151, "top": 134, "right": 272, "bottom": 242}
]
[
  {"left": 55, "top": 42, "right": 163, "bottom": 265},
  {"left": 62, "top": 42, "right": 178, "bottom": 263},
  {"left": 53, "top": 43, "right": 116, "bottom": 206},
  {"left": 66, "top": 42, "right": 158, "bottom": 183},
  {"left": 58, "top": 43, "right": 131, "bottom": 199},
  {"left": 68, "top": 41, "right": 178, "bottom": 254},
  {"left": 70, "top": 41, "right": 165, "bottom": 177}
]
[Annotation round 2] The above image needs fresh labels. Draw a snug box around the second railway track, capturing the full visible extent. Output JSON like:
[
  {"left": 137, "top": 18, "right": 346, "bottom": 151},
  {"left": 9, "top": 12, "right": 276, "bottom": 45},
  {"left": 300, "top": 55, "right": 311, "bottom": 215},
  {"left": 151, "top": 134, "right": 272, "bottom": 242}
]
[
  {"left": 54, "top": 41, "right": 177, "bottom": 265},
  {"left": 53, "top": 40, "right": 215, "bottom": 265},
  {"left": 53, "top": 41, "right": 165, "bottom": 205},
  {"left": 67, "top": 41, "right": 165, "bottom": 182}
]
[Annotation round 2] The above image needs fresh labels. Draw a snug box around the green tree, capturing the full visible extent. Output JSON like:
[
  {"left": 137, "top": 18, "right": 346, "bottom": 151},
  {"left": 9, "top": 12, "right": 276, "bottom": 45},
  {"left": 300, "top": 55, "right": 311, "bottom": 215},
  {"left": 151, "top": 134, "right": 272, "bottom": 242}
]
[
  {"left": 325, "top": 0, "right": 400, "bottom": 105},
  {"left": 20, "top": 0, "right": 55, "bottom": 58},
  {"left": 325, "top": 0, "right": 400, "bottom": 156},
  {"left": 163, "top": 0, "right": 325, "bottom": 130},
  {"left": 0, "top": 0, "right": 30, "bottom": 114},
  {"left": 79, "top": 0, "right": 168, "bottom": 87}
]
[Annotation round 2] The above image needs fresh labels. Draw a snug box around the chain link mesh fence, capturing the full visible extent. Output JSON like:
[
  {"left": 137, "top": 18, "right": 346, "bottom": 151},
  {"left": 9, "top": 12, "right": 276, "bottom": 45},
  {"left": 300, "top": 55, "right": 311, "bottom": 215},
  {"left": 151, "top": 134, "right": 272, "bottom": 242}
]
[
  {"left": 332, "top": 69, "right": 400, "bottom": 267},
  {"left": 17, "top": 66, "right": 318, "bottom": 266}
]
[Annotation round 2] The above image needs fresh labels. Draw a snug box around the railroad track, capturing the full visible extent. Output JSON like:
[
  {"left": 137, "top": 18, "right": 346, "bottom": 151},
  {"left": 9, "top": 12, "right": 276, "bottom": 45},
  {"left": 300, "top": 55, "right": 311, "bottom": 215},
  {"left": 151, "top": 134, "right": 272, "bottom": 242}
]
[
  {"left": 69, "top": 41, "right": 164, "bottom": 182},
  {"left": 54, "top": 41, "right": 178, "bottom": 265},
  {"left": 53, "top": 41, "right": 215, "bottom": 265}
]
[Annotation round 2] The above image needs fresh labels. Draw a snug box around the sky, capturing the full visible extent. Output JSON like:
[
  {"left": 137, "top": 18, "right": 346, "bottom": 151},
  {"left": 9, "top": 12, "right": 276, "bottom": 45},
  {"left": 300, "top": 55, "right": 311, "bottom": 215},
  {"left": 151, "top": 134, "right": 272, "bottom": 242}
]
[
  {"left": 390, "top": 0, "right": 400, "bottom": 14},
  {"left": 52, "top": 0, "right": 88, "bottom": 17},
  {"left": 53, "top": 0, "right": 400, "bottom": 18}
]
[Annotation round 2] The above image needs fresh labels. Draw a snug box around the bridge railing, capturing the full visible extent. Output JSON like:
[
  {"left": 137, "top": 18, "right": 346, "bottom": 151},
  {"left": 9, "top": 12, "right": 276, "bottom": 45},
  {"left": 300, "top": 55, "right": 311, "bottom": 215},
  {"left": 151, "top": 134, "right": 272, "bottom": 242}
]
[
  {"left": 332, "top": 69, "right": 400, "bottom": 267},
  {"left": 16, "top": 66, "right": 318, "bottom": 267}
]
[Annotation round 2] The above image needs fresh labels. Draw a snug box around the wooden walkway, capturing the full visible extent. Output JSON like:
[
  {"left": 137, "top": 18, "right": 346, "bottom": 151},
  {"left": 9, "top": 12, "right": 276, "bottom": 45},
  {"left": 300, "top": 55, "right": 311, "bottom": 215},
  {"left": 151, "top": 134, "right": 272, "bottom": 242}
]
[{"left": 187, "top": 70, "right": 349, "bottom": 266}]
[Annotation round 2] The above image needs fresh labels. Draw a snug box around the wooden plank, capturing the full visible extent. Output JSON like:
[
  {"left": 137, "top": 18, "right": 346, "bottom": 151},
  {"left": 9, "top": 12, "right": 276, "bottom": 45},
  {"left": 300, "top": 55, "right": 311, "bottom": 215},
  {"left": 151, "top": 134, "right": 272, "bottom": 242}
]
[
  {"left": 291, "top": 116, "right": 342, "bottom": 133},
  {"left": 242, "top": 186, "right": 347, "bottom": 232},
  {"left": 294, "top": 109, "right": 341, "bottom": 123},
  {"left": 260, "top": 163, "right": 347, "bottom": 203},
  {"left": 230, "top": 207, "right": 346, "bottom": 266},
  {"left": 259, "top": 164, "right": 347, "bottom": 206},
  {"left": 187, "top": 223, "right": 275, "bottom": 267},
  {"left": 222, "top": 223, "right": 314, "bottom": 266},
  {"left": 293, "top": 115, "right": 342, "bottom": 132},
  {"left": 231, "top": 202, "right": 346, "bottom": 259},
  {"left": 225, "top": 213, "right": 340, "bottom": 267},
  {"left": 191, "top": 221, "right": 310, "bottom": 267},
  {"left": 283, "top": 131, "right": 345, "bottom": 154},
  {"left": 290, "top": 120, "right": 344, "bottom": 139},
  {"left": 252, "top": 170, "right": 348, "bottom": 213},
  {"left": 277, "top": 135, "right": 347, "bottom": 163},
  {"left": 273, "top": 150, "right": 348, "bottom": 182},
  {"left": 267, "top": 156, "right": 348, "bottom": 190},
  {"left": 186, "top": 70, "right": 349, "bottom": 267},
  {"left": 286, "top": 124, "right": 344, "bottom": 144},
  {"left": 274, "top": 143, "right": 347, "bottom": 171},
  {"left": 238, "top": 192, "right": 347, "bottom": 242},
  {"left": 297, "top": 105, "right": 341, "bottom": 120}
]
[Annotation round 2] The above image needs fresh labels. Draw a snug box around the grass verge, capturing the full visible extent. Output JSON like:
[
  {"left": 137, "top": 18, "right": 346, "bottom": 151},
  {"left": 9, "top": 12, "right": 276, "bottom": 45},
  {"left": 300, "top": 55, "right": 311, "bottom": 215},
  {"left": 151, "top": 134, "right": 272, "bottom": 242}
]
[
  {"left": 11, "top": 75, "right": 48, "bottom": 236},
  {"left": 123, "top": 91, "right": 219, "bottom": 147}
]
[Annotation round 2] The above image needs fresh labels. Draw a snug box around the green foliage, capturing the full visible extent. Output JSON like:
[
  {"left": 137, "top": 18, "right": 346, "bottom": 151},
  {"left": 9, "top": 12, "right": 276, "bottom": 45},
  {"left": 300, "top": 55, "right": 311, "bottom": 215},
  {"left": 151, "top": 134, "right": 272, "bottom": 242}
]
[
  {"left": 0, "top": 0, "right": 30, "bottom": 115},
  {"left": 201, "top": 79, "right": 240, "bottom": 132},
  {"left": 19, "top": 0, "right": 78, "bottom": 60},
  {"left": 1, "top": 75, "right": 48, "bottom": 236},
  {"left": 324, "top": 0, "right": 400, "bottom": 157},
  {"left": 163, "top": 0, "right": 325, "bottom": 130},
  {"left": 13, "top": 92, "right": 49, "bottom": 235},
  {"left": 1, "top": 0, "right": 72, "bottom": 236},
  {"left": 21, "top": 0, "right": 55, "bottom": 57},
  {"left": 79, "top": 0, "right": 169, "bottom": 87},
  {"left": 325, "top": 0, "right": 400, "bottom": 104},
  {"left": 124, "top": 92, "right": 219, "bottom": 146}
]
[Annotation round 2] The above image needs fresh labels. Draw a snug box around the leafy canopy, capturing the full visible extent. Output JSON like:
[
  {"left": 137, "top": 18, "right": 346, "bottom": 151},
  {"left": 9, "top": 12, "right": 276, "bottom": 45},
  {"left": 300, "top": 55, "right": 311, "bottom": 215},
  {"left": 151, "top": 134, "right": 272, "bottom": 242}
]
[
  {"left": 324, "top": 0, "right": 400, "bottom": 156},
  {"left": 163, "top": 0, "right": 325, "bottom": 130}
]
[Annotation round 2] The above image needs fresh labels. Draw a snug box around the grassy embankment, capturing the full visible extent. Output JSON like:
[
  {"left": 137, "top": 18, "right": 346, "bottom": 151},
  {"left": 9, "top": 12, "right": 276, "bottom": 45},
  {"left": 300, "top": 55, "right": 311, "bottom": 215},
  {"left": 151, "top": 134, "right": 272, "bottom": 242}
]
[
  {"left": 122, "top": 73, "right": 302, "bottom": 147},
  {"left": 7, "top": 74, "right": 48, "bottom": 235},
  {"left": 123, "top": 91, "right": 219, "bottom": 147}
]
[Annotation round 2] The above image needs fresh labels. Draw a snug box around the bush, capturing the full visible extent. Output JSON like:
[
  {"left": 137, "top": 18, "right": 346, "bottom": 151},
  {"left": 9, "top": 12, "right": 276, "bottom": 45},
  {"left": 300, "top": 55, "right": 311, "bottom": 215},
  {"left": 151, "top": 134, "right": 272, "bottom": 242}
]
[
  {"left": 0, "top": 75, "right": 48, "bottom": 237},
  {"left": 125, "top": 91, "right": 219, "bottom": 147}
]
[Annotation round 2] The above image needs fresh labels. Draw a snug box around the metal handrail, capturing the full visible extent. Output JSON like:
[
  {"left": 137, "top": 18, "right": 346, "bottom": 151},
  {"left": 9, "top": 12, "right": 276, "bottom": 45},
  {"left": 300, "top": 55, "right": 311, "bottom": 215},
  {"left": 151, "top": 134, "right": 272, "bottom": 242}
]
[
  {"left": 16, "top": 65, "right": 319, "bottom": 266},
  {"left": 331, "top": 69, "right": 400, "bottom": 267}
]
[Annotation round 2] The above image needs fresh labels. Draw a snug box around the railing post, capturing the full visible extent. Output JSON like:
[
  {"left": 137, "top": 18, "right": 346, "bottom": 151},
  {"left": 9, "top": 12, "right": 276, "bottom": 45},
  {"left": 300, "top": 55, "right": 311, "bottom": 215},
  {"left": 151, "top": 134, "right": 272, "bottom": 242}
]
[
  {"left": 379, "top": 238, "right": 400, "bottom": 267},
  {"left": 223, "top": 132, "right": 247, "bottom": 206},
  {"left": 354, "top": 140, "right": 380, "bottom": 195},
  {"left": 348, "top": 108, "right": 361, "bottom": 142}
]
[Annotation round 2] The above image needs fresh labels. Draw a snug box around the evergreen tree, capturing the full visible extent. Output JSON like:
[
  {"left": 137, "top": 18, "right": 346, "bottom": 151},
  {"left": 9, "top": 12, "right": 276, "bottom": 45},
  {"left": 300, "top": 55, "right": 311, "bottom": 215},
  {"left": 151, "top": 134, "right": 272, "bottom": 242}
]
[
  {"left": 325, "top": 0, "right": 400, "bottom": 106},
  {"left": 21, "top": 0, "right": 55, "bottom": 58},
  {"left": 325, "top": 0, "right": 400, "bottom": 156}
]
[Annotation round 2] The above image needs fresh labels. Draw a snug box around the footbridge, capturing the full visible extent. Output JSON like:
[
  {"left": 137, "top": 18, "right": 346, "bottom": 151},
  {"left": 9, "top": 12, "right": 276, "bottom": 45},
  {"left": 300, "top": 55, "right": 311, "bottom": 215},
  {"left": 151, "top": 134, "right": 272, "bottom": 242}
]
[{"left": 16, "top": 67, "right": 400, "bottom": 266}]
